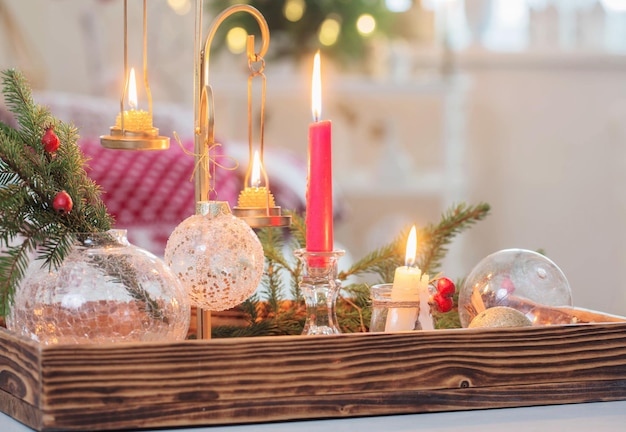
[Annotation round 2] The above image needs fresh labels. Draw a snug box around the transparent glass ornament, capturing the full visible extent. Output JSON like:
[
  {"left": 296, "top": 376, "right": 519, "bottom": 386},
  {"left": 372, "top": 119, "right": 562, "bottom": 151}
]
[
  {"left": 458, "top": 248, "right": 572, "bottom": 327},
  {"left": 6, "top": 230, "right": 190, "bottom": 345},
  {"left": 164, "top": 201, "right": 264, "bottom": 311}
]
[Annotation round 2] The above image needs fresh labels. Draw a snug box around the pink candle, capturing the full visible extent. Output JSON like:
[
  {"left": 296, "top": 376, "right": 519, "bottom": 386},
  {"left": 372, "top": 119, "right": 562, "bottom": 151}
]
[{"left": 306, "top": 51, "right": 333, "bottom": 253}]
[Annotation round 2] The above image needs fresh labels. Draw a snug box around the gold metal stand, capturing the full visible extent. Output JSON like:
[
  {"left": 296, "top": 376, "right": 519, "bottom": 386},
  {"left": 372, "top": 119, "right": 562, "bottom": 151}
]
[{"left": 193, "top": 3, "right": 271, "bottom": 339}]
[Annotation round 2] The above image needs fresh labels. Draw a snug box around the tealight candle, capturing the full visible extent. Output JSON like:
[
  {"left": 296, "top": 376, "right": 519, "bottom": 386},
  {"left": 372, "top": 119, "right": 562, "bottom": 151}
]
[
  {"left": 385, "top": 226, "right": 431, "bottom": 332},
  {"left": 237, "top": 151, "right": 276, "bottom": 208},
  {"left": 115, "top": 68, "right": 153, "bottom": 132}
]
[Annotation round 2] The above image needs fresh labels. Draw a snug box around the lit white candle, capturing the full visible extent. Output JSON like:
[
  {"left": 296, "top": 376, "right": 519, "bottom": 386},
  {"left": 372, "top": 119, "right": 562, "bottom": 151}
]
[{"left": 385, "top": 226, "right": 431, "bottom": 331}]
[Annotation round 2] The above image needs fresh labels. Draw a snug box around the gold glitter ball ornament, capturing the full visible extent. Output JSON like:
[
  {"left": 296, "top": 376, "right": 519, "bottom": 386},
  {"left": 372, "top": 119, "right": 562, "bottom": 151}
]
[
  {"left": 468, "top": 306, "right": 533, "bottom": 329},
  {"left": 164, "top": 201, "right": 264, "bottom": 311}
]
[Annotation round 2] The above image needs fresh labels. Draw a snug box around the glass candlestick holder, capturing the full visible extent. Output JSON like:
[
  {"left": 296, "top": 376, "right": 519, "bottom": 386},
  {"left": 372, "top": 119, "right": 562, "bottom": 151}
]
[{"left": 294, "top": 249, "right": 345, "bottom": 335}]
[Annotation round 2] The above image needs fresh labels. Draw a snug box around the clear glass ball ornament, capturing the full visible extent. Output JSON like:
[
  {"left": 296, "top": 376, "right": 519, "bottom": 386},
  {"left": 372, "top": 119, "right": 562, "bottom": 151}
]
[
  {"left": 6, "top": 230, "right": 190, "bottom": 345},
  {"left": 458, "top": 248, "right": 572, "bottom": 327},
  {"left": 164, "top": 201, "right": 265, "bottom": 311}
]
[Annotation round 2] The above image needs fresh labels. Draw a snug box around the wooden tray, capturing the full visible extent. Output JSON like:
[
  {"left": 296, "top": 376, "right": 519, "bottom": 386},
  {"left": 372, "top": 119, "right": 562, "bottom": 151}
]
[{"left": 2, "top": 322, "right": 626, "bottom": 431}]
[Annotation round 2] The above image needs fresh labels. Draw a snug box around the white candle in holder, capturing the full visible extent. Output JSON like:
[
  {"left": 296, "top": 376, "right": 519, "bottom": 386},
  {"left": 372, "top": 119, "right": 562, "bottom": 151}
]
[{"left": 385, "top": 226, "right": 430, "bottom": 332}]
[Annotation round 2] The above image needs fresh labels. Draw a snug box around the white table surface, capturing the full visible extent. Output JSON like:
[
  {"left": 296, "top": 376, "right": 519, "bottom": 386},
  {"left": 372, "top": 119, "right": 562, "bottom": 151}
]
[{"left": 2, "top": 400, "right": 626, "bottom": 432}]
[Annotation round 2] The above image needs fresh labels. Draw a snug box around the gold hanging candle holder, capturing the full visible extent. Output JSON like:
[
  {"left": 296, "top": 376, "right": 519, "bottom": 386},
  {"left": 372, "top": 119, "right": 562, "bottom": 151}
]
[
  {"left": 232, "top": 37, "right": 291, "bottom": 228},
  {"left": 100, "top": 0, "right": 169, "bottom": 150},
  {"left": 195, "top": 4, "right": 290, "bottom": 227}
]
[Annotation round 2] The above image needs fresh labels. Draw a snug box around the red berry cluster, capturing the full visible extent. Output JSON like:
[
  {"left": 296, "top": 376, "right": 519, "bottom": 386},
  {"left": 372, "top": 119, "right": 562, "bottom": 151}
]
[
  {"left": 40, "top": 127, "right": 72, "bottom": 215},
  {"left": 431, "top": 277, "right": 456, "bottom": 313}
]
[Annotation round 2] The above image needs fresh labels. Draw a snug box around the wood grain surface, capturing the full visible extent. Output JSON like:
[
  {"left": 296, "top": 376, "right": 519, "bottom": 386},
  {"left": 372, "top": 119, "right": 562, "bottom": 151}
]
[{"left": 2, "top": 323, "right": 626, "bottom": 431}]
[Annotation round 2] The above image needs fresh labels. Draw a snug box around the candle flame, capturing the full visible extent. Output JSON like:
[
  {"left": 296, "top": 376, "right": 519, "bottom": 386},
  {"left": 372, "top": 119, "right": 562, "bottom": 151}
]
[
  {"left": 405, "top": 225, "right": 417, "bottom": 267},
  {"left": 128, "top": 68, "right": 138, "bottom": 110},
  {"left": 251, "top": 150, "right": 262, "bottom": 188},
  {"left": 311, "top": 50, "right": 322, "bottom": 122}
]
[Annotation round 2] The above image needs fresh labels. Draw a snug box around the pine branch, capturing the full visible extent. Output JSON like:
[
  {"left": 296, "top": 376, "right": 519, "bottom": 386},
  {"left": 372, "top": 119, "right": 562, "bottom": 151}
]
[
  {"left": 285, "top": 210, "right": 306, "bottom": 250},
  {"left": 0, "top": 69, "right": 117, "bottom": 316},
  {"left": 257, "top": 226, "right": 291, "bottom": 274},
  {"left": 339, "top": 240, "right": 402, "bottom": 284},
  {"left": 338, "top": 283, "right": 371, "bottom": 333},
  {"left": 239, "top": 296, "right": 259, "bottom": 322},
  {"left": 1, "top": 69, "right": 45, "bottom": 139},
  {"left": 0, "top": 236, "right": 36, "bottom": 317},
  {"left": 338, "top": 202, "right": 490, "bottom": 285},
  {"left": 91, "top": 250, "right": 168, "bottom": 324},
  {"left": 417, "top": 202, "right": 491, "bottom": 275}
]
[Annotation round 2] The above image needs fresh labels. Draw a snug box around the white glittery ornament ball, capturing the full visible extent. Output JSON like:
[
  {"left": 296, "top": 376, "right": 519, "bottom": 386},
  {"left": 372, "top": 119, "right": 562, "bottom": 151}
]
[{"left": 164, "top": 201, "right": 264, "bottom": 311}]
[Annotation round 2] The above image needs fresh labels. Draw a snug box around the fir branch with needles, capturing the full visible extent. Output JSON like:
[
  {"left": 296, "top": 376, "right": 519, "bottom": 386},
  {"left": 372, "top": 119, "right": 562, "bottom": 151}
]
[
  {"left": 417, "top": 203, "right": 491, "bottom": 275},
  {"left": 338, "top": 202, "right": 491, "bottom": 283},
  {"left": 0, "top": 69, "right": 115, "bottom": 315}
]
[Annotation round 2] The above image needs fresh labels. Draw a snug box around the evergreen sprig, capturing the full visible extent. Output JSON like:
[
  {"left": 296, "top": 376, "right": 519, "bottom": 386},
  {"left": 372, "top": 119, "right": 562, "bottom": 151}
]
[
  {"left": 418, "top": 202, "right": 491, "bottom": 275},
  {"left": 211, "top": 203, "right": 490, "bottom": 337},
  {"left": 0, "top": 69, "right": 114, "bottom": 316},
  {"left": 338, "top": 202, "right": 491, "bottom": 283}
]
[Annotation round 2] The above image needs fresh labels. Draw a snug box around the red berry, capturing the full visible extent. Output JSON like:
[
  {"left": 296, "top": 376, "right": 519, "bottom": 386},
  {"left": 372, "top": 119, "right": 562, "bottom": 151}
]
[
  {"left": 436, "top": 277, "right": 456, "bottom": 297},
  {"left": 53, "top": 191, "right": 73, "bottom": 214},
  {"left": 433, "top": 293, "right": 453, "bottom": 313},
  {"left": 42, "top": 127, "right": 60, "bottom": 153}
]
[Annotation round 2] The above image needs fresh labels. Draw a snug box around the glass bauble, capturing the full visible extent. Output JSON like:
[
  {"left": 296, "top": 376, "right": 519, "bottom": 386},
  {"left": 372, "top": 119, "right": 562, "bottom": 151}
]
[
  {"left": 6, "top": 230, "right": 190, "bottom": 345},
  {"left": 164, "top": 201, "right": 264, "bottom": 311},
  {"left": 458, "top": 248, "right": 572, "bottom": 327}
]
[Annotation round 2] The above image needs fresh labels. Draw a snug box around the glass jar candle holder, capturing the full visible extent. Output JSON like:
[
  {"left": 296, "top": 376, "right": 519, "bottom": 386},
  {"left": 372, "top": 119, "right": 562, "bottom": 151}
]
[{"left": 370, "top": 283, "right": 431, "bottom": 332}]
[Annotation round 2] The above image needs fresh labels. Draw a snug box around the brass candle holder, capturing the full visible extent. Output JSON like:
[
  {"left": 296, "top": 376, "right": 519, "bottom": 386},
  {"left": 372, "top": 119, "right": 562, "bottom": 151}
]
[
  {"left": 231, "top": 113, "right": 291, "bottom": 227},
  {"left": 229, "top": 24, "right": 290, "bottom": 228},
  {"left": 100, "top": 0, "right": 169, "bottom": 150}
]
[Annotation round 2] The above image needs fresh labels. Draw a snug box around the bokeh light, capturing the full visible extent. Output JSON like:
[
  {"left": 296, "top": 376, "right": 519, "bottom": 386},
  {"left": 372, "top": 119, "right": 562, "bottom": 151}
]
[
  {"left": 167, "top": 0, "right": 191, "bottom": 15},
  {"left": 356, "top": 14, "right": 376, "bottom": 36},
  {"left": 385, "top": 0, "right": 412, "bottom": 13},
  {"left": 226, "top": 27, "right": 247, "bottom": 54},
  {"left": 283, "top": 0, "right": 306, "bottom": 22},
  {"left": 319, "top": 17, "right": 341, "bottom": 46}
]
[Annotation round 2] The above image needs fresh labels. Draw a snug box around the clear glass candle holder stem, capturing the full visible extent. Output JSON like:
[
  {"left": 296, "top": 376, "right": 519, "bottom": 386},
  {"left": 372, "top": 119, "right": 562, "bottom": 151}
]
[{"left": 294, "top": 249, "right": 345, "bottom": 335}]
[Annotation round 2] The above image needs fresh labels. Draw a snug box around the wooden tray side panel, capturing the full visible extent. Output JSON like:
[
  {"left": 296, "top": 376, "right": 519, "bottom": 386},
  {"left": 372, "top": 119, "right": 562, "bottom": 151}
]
[
  {"left": 37, "top": 380, "right": 626, "bottom": 431},
  {"left": 0, "top": 328, "right": 43, "bottom": 430},
  {"left": 33, "top": 323, "right": 626, "bottom": 431}
]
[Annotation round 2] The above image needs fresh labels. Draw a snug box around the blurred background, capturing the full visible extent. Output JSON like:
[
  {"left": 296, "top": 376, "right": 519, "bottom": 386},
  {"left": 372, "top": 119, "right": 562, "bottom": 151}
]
[{"left": 2, "top": 0, "right": 626, "bottom": 315}]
